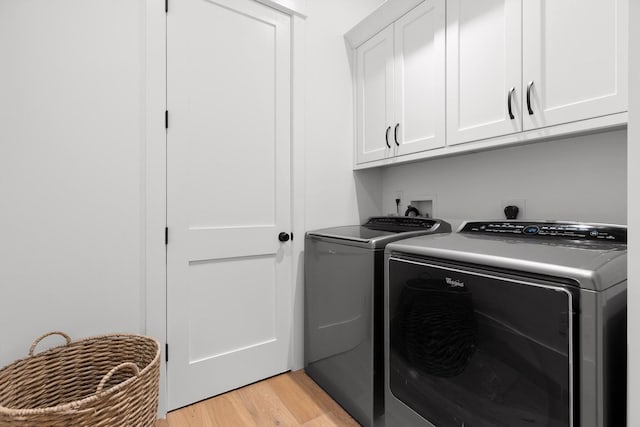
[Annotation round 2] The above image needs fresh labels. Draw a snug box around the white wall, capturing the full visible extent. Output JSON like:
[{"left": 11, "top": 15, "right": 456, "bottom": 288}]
[
  {"left": 382, "top": 130, "right": 627, "bottom": 225},
  {"left": 0, "top": 1, "right": 147, "bottom": 368},
  {"left": 303, "top": 0, "right": 385, "bottom": 232},
  {"left": 627, "top": 0, "right": 639, "bottom": 423},
  {"left": 288, "top": 0, "right": 385, "bottom": 372}
]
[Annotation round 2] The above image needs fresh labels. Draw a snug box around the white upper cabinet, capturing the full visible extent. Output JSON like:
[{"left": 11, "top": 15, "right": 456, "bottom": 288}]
[
  {"left": 447, "top": 0, "right": 522, "bottom": 145},
  {"left": 522, "top": 0, "right": 628, "bottom": 130},
  {"left": 348, "top": 0, "right": 628, "bottom": 169},
  {"left": 394, "top": 0, "right": 445, "bottom": 156},
  {"left": 356, "top": 26, "right": 394, "bottom": 164},
  {"left": 355, "top": 0, "right": 445, "bottom": 164}
]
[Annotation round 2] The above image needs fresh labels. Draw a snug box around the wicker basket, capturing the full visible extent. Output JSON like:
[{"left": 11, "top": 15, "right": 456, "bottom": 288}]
[{"left": 0, "top": 332, "right": 160, "bottom": 427}]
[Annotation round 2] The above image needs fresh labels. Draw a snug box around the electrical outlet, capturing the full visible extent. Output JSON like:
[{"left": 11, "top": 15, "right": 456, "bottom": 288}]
[
  {"left": 394, "top": 190, "right": 403, "bottom": 202},
  {"left": 411, "top": 199, "right": 434, "bottom": 218}
]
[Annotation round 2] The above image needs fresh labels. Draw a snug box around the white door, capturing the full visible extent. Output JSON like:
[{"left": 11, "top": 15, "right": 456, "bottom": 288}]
[
  {"left": 446, "top": 0, "right": 522, "bottom": 145},
  {"left": 356, "top": 26, "right": 394, "bottom": 164},
  {"left": 522, "top": 0, "right": 628, "bottom": 130},
  {"left": 393, "top": 0, "right": 446, "bottom": 156},
  {"left": 166, "top": 0, "right": 292, "bottom": 410}
]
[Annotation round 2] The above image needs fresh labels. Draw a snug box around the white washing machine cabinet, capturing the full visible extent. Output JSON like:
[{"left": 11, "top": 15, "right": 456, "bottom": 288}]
[{"left": 385, "top": 221, "right": 627, "bottom": 427}]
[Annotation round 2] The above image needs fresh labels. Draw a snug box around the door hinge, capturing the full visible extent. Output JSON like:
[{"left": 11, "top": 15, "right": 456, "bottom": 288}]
[
  {"left": 165, "top": 227, "right": 168, "bottom": 245},
  {"left": 165, "top": 110, "right": 168, "bottom": 129},
  {"left": 165, "top": 0, "right": 168, "bottom": 13},
  {"left": 165, "top": 343, "right": 169, "bottom": 362}
]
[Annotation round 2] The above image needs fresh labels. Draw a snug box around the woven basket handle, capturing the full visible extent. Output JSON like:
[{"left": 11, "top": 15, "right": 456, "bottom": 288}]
[
  {"left": 29, "top": 331, "right": 72, "bottom": 356},
  {"left": 96, "top": 362, "right": 140, "bottom": 394}
]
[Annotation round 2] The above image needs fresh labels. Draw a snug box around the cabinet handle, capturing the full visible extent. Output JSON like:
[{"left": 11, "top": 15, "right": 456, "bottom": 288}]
[
  {"left": 385, "top": 126, "right": 391, "bottom": 148},
  {"left": 507, "top": 87, "right": 515, "bottom": 120},
  {"left": 526, "top": 81, "right": 534, "bottom": 115},
  {"left": 394, "top": 123, "right": 400, "bottom": 146}
]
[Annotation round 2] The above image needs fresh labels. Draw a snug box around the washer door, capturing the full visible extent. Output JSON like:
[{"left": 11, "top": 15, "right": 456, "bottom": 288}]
[{"left": 387, "top": 257, "right": 577, "bottom": 427}]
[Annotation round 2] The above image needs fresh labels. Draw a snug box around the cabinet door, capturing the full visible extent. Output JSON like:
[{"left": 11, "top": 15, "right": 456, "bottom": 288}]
[
  {"left": 393, "top": 0, "right": 445, "bottom": 156},
  {"left": 446, "top": 0, "right": 522, "bottom": 145},
  {"left": 356, "top": 26, "right": 394, "bottom": 164},
  {"left": 522, "top": 0, "right": 628, "bottom": 130}
]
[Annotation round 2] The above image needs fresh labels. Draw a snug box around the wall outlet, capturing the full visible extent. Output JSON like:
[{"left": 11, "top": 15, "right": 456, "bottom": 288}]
[
  {"left": 394, "top": 190, "right": 403, "bottom": 202},
  {"left": 501, "top": 199, "right": 526, "bottom": 219},
  {"left": 410, "top": 199, "right": 434, "bottom": 218}
]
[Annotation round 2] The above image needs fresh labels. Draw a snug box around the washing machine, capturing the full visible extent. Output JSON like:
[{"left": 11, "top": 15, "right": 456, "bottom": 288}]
[
  {"left": 385, "top": 221, "right": 627, "bottom": 427},
  {"left": 305, "top": 216, "right": 451, "bottom": 427}
]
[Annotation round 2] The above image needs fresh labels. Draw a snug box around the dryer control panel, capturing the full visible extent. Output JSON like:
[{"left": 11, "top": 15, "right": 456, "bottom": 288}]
[{"left": 460, "top": 221, "right": 627, "bottom": 243}]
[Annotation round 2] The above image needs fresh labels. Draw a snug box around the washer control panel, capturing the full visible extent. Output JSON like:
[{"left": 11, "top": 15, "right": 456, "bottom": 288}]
[
  {"left": 365, "top": 216, "right": 436, "bottom": 231},
  {"left": 460, "top": 221, "right": 627, "bottom": 243}
]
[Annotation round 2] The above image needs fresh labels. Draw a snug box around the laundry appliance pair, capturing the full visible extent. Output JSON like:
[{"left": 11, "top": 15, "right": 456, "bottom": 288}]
[{"left": 305, "top": 218, "right": 627, "bottom": 427}]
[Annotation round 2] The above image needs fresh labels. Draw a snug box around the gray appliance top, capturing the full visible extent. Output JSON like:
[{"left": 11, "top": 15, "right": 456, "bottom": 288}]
[
  {"left": 386, "top": 220, "right": 627, "bottom": 291},
  {"left": 306, "top": 216, "right": 451, "bottom": 248}
]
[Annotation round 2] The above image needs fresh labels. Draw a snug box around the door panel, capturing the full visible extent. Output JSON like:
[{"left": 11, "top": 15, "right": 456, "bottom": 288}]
[
  {"left": 187, "top": 256, "right": 277, "bottom": 362},
  {"left": 167, "top": 0, "right": 292, "bottom": 410},
  {"left": 447, "top": 0, "right": 522, "bottom": 145},
  {"left": 387, "top": 257, "right": 575, "bottom": 427},
  {"left": 523, "top": 0, "right": 628, "bottom": 130},
  {"left": 394, "top": 0, "right": 445, "bottom": 155},
  {"left": 304, "top": 238, "right": 375, "bottom": 425},
  {"left": 356, "top": 26, "right": 394, "bottom": 164}
]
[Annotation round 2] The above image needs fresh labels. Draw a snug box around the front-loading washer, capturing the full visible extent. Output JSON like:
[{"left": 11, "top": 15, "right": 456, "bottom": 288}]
[
  {"left": 305, "top": 216, "right": 451, "bottom": 427},
  {"left": 385, "top": 221, "right": 627, "bottom": 427}
]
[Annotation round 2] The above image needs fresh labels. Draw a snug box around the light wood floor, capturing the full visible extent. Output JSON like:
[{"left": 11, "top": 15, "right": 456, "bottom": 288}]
[{"left": 155, "top": 370, "right": 361, "bottom": 426}]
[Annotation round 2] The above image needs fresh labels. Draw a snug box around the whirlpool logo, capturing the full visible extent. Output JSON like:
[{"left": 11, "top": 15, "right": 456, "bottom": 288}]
[{"left": 445, "top": 277, "right": 465, "bottom": 288}]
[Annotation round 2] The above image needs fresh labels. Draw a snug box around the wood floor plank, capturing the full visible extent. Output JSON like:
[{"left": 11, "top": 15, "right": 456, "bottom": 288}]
[
  {"left": 159, "top": 370, "right": 360, "bottom": 427},
  {"left": 202, "top": 393, "right": 257, "bottom": 427},
  {"left": 239, "top": 379, "right": 300, "bottom": 426},
  {"left": 267, "top": 371, "right": 325, "bottom": 424},
  {"left": 289, "top": 370, "right": 360, "bottom": 426},
  {"left": 172, "top": 401, "right": 216, "bottom": 427},
  {"left": 166, "top": 402, "right": 215, "bottom": 427},
  {"left": 301, "top": 411, "right": 361, "bottom": 427}
]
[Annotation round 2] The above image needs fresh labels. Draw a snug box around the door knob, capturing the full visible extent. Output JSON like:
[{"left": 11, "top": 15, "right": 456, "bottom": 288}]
[{"left": 278, "top": 232, "right": 290, "bottom": 242}]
